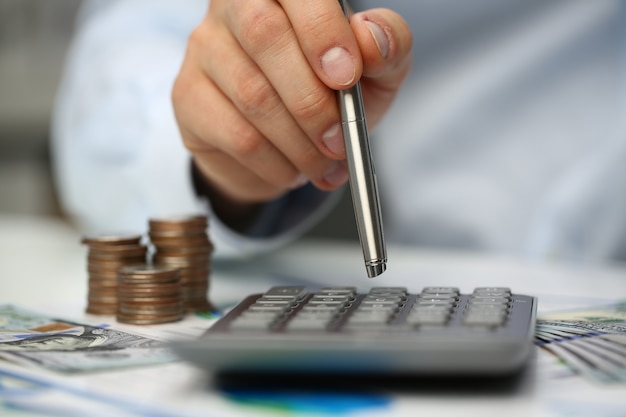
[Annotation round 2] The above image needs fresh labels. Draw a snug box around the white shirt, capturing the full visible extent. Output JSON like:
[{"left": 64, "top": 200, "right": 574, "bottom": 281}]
[{"left": 52, "top": 0, "right": 626, "bottom": 264}]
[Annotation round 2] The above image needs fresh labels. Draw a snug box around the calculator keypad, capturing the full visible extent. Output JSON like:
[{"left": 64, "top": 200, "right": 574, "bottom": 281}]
[
  {"left": 178, "top": 286, "right": 536, "bottom": 376},
  {"left": 226, "top": 286, "right": 517, "bottom": 332}
]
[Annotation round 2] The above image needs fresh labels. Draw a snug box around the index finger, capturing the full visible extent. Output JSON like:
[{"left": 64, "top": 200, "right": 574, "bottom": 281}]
[{"left": 278, "top": 0, "right": 363, "bottom": 89}]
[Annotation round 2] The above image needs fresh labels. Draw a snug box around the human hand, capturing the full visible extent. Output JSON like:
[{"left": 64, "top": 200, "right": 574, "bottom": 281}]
[{"left": 173, "top": 0, "right": 412, "bottom": 221}]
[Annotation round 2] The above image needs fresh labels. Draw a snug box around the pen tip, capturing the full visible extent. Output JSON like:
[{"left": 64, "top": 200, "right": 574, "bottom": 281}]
[{"left": 366, "top": 262, "right": 386, "bottom": 278}]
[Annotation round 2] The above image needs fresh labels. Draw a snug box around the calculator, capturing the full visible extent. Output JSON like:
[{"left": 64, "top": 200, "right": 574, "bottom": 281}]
[{"left": 174, "top": 286, "right": 537, "bottom": 376}]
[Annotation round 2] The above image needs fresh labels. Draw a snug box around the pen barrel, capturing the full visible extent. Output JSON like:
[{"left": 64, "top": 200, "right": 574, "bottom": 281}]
[{"left": 339, "top": 83, "right": 387, "bottom": 277}]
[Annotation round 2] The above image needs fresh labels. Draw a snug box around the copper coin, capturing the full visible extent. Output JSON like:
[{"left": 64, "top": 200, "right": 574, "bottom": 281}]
[
  {"left": 87, "top": 257, "right": 147, "bottom": 268},
  {"left": 118, "top": 298, "right": 182, "bottom": 309},
  {"left": 119, "top": 276, "right": 179, "bottom": 285},
  {"left": 149, "top": 215, "right": 207, "bottom": 231},
  {"left": 88, "top": 294, "right": 118, "bottom": 303},
  {"left": 118, "top": 264, "right": 179, "bottom": 277},
  {"left": 87, "top": 270, "right": 120, "bottom": 279},
  {"left": 82, "top": 234, "right": 143, "bottom": 247},
  {"left": 88, "top": 276, "right": 120, "bottom": 286},
  {"left": 149, "top": 231, "right": 209, "bottom": 242},
  {"left": 120, "top": 294, "right": 182, "bottom": 305},
  {"left": 118, "top": 287, "right": 181, "bottom": 297},
  {"left": 118, "top": 304, "right": 183, "bottom": 315},
  {"left": 153, "top": 255, "right": 209, "bottom": 268},
  {"left": 117, "top": 295, "right": 182, "bottom": 304},
  {"left": 118, "top": 263, "right": 178, "bottom": 274},
  {"left": 117, "top": 312, "right": 184, "bottom": 325},
  {"left": 150, "top": 233, "right": 211, "bottom": 246},
  {"left": 119, "top": 298, "right": 182, "bottom": 308},
  {"left": 87, "top": 281, "right": 117, "bottom": 294},
  {"left": 87, "top": 293, "right": 118, "bottom": 301},
  {"left": 88, "top": 245, "right": 147, "bottom": 259},
  {"left": 154, "top": 245, "right": 213, "bottom": 255}
]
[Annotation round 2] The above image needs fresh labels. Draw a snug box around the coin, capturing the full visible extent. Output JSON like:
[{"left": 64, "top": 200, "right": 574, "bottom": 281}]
[
  {"left": 88, "top": 245, "right": 148, "bottom": 259},
  {"left": 83, "top": 236, "right": 148, "bottom": 315},
  {"left": 116, "top": 263, "right": 184, "bottom": 324},
  {"left": 82, "top": 234, "right": 143, "bottom": 247},
  {"left": 116, "top": 313, "right": 184, "bottom": 325},
  {"left": 118, "top": 264, "right": 181, "bottom": 284},
  {"left": 149, "top": 215, "right": 214, "bottom": 312},
  {"left": 148, "top": 234, "right": 212, "bottom": 247}
]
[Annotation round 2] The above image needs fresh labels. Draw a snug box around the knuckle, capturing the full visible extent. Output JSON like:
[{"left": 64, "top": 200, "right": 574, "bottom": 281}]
[
  {"left": 228, "top": 124, "right": 264, "bottom": 157},
  {"left": 233, "top": 72, "right": 277, "bottom": 117},
  {"left": 236, "top": 3, "right": 290, "bottom": 53},
  {"left": 290, "top": 87, "right": 333, "bottom": 121}
]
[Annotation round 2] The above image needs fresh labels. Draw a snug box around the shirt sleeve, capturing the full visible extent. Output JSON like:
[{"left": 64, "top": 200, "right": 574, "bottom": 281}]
[{"left": 51, "top": 0, "right": 340, "bottom": 259}]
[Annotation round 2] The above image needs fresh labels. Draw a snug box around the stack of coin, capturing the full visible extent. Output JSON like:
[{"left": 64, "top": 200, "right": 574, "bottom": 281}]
[
  {"left": 117, "top": 264, "right": 184, "bottom": 325},
  {"left": 148, "top": 215, "right": 214, "bottom": 312},
  {"left": 82, "top": 234, "right": 147, "bottom": 315}
]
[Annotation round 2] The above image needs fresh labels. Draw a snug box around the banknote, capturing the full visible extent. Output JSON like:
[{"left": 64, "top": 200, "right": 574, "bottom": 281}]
[
  {"left": 0, "top": 304, "right": 175, "bottom": 372},
  {"left": 537, "top": 301, "right": 626, "bottom": 384}
]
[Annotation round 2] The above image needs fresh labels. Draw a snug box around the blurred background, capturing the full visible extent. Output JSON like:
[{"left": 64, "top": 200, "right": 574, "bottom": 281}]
[
  {"left": 0, "top": 0, "right": 357, "bottom": 240},
  {"left": 0, "top": 0, "right": 80, "bottom": 218}
]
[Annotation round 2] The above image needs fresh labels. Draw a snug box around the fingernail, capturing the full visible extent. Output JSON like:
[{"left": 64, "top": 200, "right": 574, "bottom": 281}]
[
  {"left": 290, "top": 173, "right": 309, "bottom": 189},
  {"left": 321, "top": 46, "right": 355, "bottom": 86},
  {"left": 322, "top": 123, "right": 345, "bottom": 156},
  {"left": 364, "top": 20, "right": 389, "bottom": 59},
  {"left": 323, "top": 160, "right": 349, "bottom": 187}
]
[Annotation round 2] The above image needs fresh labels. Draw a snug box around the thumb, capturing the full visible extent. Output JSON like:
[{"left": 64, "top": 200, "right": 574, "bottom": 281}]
[{"left": 350, "top": 9, "right": 413, "bottom": 128}]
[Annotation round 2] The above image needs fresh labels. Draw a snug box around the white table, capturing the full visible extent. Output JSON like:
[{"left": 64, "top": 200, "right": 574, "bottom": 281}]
[{"left": 1, "top": 214, "right": 625, "bottom": 417}]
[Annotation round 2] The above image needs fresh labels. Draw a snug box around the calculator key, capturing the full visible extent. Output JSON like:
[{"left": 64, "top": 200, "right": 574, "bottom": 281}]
[
  {"left": 250, "top": 301, "right": 292, "bottom": 309},
  {"left": 469, "top": 299, "right": 509, "bottom": 307},
  {"left": 368, "top": 288, "right": 407, "bottom": 298},
  {"left": 318, "top": 287, "right": 356, "bottom": 296},
  {"left": 471, "top": 294, "right": 510, "bottom": 301},
  {"left": 248, "top": 304, "right": 288, "bottom": 312},
  {"left": 262, "top": 286, "right": 307, "bottom": 299},
  {"left": 301, "top": 304, "right": 343, "bottom": 312},
  {"left": 416, "top": 298, "right": 455, "bottom": 306},
  {"left": 305, "top": 303, "right": 347, "bottom": 311},
  {"left": 418, "top": 293, "right": 458, "bottom": 300},
  {"left": 286, "top": 319, "right": 329, "bottom": 331},
  {"left": 467, "top": 303, "right": 509, "bottom": 311},
  {"left": 255, "top": 299, "right": 294, "bottom": 305},
  {"left": 362, "top": 298, "right": 402, "bottom": 305},
  {"left": 309, "top": 296, "right": 349, "bottom": 304},
  {"left": 358, "top": 303, "right": 398, "bottom": 311},
  {"left": 369, "top": 287, "right": 407, "bottom": 293},
  {"left": 422, "top": 287, "right": 459, "bottom": 295},
  {"left": 473, "top": 287, "right": 511, "bottom": 296},
  {"left": 411, "top": 305, "right": 452, "bottom": 314}
]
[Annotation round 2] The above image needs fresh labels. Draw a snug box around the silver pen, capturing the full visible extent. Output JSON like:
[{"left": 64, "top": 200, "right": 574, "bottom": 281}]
[{"left": 337, "top": 0, "right": 387, "bottom": 278}]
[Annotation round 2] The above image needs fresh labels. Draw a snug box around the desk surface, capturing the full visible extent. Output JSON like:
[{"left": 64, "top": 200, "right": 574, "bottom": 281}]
[{"left": 1, "top": 214, "right": 625, "bottom": 417}]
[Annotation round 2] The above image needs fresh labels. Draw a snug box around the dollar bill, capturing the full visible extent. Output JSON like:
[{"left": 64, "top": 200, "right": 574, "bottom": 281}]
[
  {"left": 536, "top": 301, "right": 626, "bottom": 384},
  {"left": 0, "top": 305, "right": 175, "bottom": 373}
]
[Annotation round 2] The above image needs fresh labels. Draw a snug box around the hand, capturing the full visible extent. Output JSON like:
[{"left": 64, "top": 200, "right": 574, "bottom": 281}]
[{"left": 172, "top": 0, "right": 412, "bottom": 225}]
